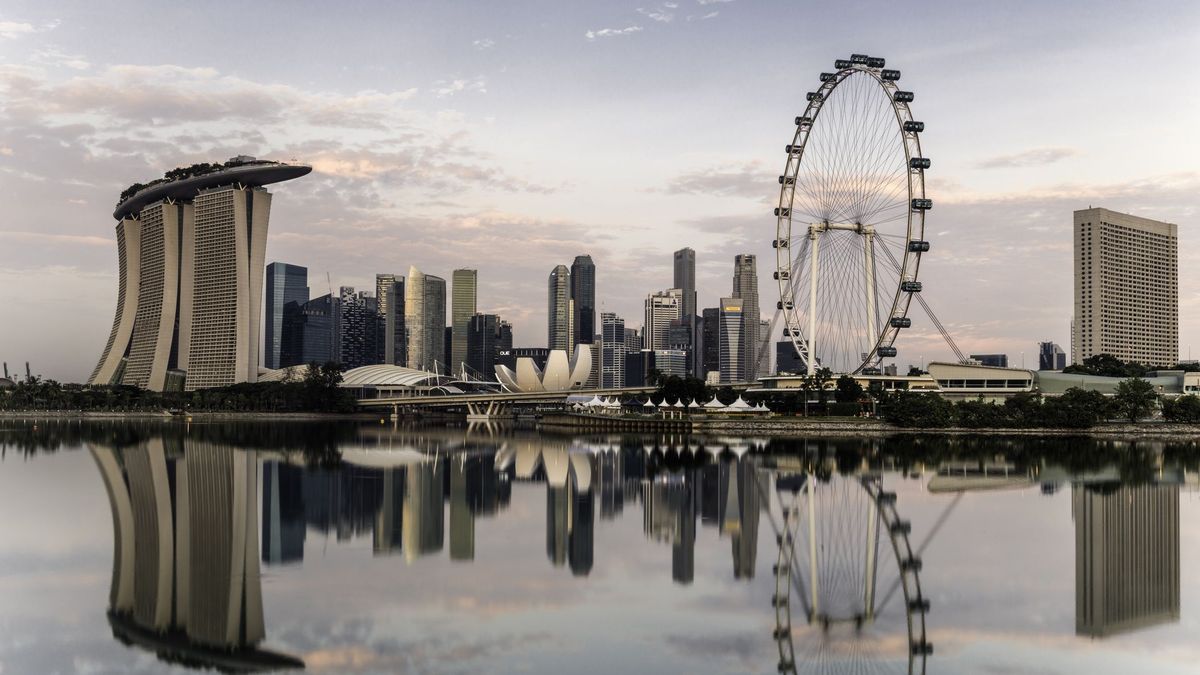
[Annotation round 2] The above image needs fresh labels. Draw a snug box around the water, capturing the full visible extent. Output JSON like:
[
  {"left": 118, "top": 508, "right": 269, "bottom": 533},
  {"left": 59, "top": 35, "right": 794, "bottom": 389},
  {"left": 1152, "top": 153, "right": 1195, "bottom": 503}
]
[{"left": 1, "top": 419, "right": 1199, "bottom": 675}]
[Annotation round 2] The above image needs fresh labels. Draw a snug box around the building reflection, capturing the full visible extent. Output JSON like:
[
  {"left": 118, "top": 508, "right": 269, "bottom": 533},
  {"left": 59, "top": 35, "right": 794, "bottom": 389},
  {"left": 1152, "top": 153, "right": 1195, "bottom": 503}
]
[
  {"left": 1073, "top": 482, "right": 1180, "bottom": 637},
  {"left": 90, "top": 439, "right": 303, "bottom": 672}
]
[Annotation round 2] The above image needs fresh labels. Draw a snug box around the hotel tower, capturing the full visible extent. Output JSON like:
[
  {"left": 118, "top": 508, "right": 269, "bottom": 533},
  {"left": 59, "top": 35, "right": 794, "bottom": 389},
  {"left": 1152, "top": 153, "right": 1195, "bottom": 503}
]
[{"left": 89, "top": 157, "right": 310, "bottom": 391}]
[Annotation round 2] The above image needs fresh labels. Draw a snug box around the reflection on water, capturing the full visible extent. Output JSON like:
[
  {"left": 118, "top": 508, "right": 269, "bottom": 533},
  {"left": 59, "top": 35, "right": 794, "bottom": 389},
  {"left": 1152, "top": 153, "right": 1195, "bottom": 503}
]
[{"left": 2, "top": 420, "right": 1199, "bottom": 674}]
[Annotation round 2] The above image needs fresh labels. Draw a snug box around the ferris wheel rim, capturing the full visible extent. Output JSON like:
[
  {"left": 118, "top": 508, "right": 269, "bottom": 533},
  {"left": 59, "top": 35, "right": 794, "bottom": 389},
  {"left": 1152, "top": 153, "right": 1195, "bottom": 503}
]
[
  {"left": 774, "top": 55, "right": 928, "bottom": 375},
  {"left": 772, "top": 473, "right": 930, "bottom": 674}
]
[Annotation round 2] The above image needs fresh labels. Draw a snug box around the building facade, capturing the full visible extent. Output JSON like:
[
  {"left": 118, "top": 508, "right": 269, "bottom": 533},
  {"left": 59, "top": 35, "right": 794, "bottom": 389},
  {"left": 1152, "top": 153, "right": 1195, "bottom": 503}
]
[
  {"left": 601, "top": 312, "right": 625, "bottom": 388},
  {"left": 701, "top": 307, "right": 720, "bottom": 380},
  {"left": 264, "top": 263, "right": 308, "bottom": 369},
  {"left": 733, "top": 254, "right": 760, "bottom": 381},
  {"left": 466, "top": 313, "right": 511, "bottom": 380},
  {"left": 451, "top": 269, "right": 478, "bottom": 376},
  {"left": 571, "top": 256, "right": 595, "bottom": 350},
  {"left": 376, "top": 273, "right": 405, "bottom": 366},
  {"left": 548, "top": 265, "right": 572, "bottom": 353},
  {"left": 719, "top": 297, "right": 744, "bottom": 383},
  {"left": 405, "top": 266, "right": 446, "bottom": 372},
  {"left": 970, "top": 354, "right": 1009, "bottom": 368},
  {"left": 90, "top": 159, "right": 310, "bottom": 391},
  {"left": 644, "top": 289, "right": 682, "bottom": 352},
  {"left": 1073, "top": 207, "right": 1178, "bottom": 366},
  {"left": 1039, "top": 341, "right": 1067, "bottom": 371}
]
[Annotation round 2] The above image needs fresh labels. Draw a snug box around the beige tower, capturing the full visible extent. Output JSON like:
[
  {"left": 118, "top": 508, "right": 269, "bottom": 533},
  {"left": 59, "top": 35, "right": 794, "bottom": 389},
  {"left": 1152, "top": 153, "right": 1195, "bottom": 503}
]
[
  {"left": 89, "top": 159, "right": 310, "bottom": 391},
  {"left": 1072, "top": 207, "right": 1178, "bottom": 366}
]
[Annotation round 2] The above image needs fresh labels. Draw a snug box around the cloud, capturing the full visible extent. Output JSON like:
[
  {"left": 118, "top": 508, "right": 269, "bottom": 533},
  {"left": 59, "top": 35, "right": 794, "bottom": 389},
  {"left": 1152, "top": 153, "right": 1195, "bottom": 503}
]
[
  {"left": 975, "top": 146, "right": 1078, "bottom": 169},
  {"left": 434, "top": 77, "right": 487, "bottom": 97},
  {"left": 701, "top": 11, "right": 719, "bottom": 19},
  {"left": 585, "top": 25, "right": 643, "bottom": 40},
  {"left": 637, "top": 7, "right": 675, "bottom": 23},
  {"left": 0, "top": 20, "right": 36, "bottom": 39},
  {"left": 661, "top": 160, "right": 774, "bottom": 200},
  {"left": 472, "top": 38, "right": 494, "bottom": 50},
  {"left": 696, "top": 0, "right": 735, "bottom": 4}
]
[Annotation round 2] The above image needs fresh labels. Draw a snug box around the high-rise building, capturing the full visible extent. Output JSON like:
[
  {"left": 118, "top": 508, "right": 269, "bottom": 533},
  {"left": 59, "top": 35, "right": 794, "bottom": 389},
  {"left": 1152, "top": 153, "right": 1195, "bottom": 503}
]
[
  {"left": 624, "top": 327, "right": 641, "bottom": 355},
  {"left": 733, "top": 254, "right": 760, "bottom": 381},
  {"left": 776, "top": 340, "right": 804, "bottom": 375},
  {"left": 571, "top": 256, "right": 595, "bottom": 350},
  {"left": 673, "top": 248, "right": 697, "bottom": 320},
  {"left": 405, "top": 266, "right": 446, "bottom": 372},
  {"left": 1073, "top": 207, "right": 1178, "bottom": 366},
  {"left": 970, "top": 354, "right": 1009, "bottom": 368},
  {"left": 701, "top": 307, "right": 720, "bottom": 379},
  {"left": 719, "top": 297, "right": 744, "bottom": 383},
  {"left": 548, "top": 265, "right": 572, "bottom": 352},
  {"left": 466, "top": 314, "right": 511, "bottom": 380},
  {"left": 451, "top": 269, "right": 478, "bottom": 376},
  {"left": 90, "top": 158, "right": 311, "bottom": 391},
  {"left": 601, "top": 312, "right": 626, "bottom": 388},
  {"left": 293, "top": 293, "right": 339, "bottom": 365},
  {"left": 1073, "top": 483, "right": 1179, "bottom": 637},
  {"left": 338, "top": 287, "right": 380, "bottom": 370},
  {"left": 653, "top": 349, "right": 688, "bottom": 378},
  {"left": 376, "top": 273, "right": 405, "bottom": 366},
  {"left": 644, "top": 289, "right": 682, "bottom": 351},
  {"left": 1039, "top": 341, "right": 1067, "bottom": 371},
  {"left": 264, "top": 263, "right": 309, "bottom": 369}
]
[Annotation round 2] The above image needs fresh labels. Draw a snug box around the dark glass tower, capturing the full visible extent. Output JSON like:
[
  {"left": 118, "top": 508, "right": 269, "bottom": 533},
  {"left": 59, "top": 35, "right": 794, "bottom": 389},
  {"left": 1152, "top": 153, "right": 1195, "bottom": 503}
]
[
  {"left": 571, "top": 255, "right": 595, "bottom": 347},
  {"left": 264, "top": 263, "right": 309, "bottom": 369}
]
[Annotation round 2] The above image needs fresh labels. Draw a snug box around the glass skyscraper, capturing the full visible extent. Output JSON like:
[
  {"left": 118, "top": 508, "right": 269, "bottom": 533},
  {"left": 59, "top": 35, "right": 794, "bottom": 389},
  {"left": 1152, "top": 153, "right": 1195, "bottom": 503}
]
[
  {"left": 265, "top": 263, "right": 309, "bottom": 370},
  {"left": 601, "top": 312, "right": 625, "bottom": 388},
  {"left": 451, "top": 269, "right": 478, "bottom": 376},
  {"left": 719, "top": 297, "right": 744, "bottom": 383},
  {"left": 571, "top": 255, "right": 595, "bottom": 349},
  {"left": 733, "top": 254, "right": 760, "bottom": 381},
  {"left": 548, "top": 265, "right": 571, "bottom": 352}
]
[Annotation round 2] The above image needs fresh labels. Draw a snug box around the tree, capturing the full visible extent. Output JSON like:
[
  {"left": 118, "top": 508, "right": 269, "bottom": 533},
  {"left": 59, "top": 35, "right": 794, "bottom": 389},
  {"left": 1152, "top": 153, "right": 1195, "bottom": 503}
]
[
  {"left": 1041, "top": 388, "right": 1109, "bottom": 429},
  {"left": 1113, "top": 378, "right": 1157, "bottom": 423},
  {"left": 1063, "top": 353, "right": 1149, "bottom": 378},
  {"left": 882, "top": 392, "right": 955, "bottom": 428},
  {"left": 834, "top": 375, "right": 865, "bottom": 404},
  {"left": 1162, "top": 395, "right": 1200, "bottom": 423}
]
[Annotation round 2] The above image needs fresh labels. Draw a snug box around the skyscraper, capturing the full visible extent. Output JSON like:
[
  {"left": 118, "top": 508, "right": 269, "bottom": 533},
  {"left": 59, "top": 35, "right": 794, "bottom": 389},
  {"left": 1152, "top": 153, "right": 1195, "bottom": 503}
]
[
  {"left": 338, "top": 287, "right": 380, "bottom": 370},
  {"left": 1073, "top": 207, "right": 1178, "bottom": 366},
  {"left": 571, "top": 255, "right": 595, "bottom": 349},
  {"left": 733, "top": 254, "right": 760, "bottom": 381},
  {"left": 406, "top": 266, "right": 446, "bottom": 372},
  {"left": 701, "top": 308, "right": 720, "bottom": 380},
  {"left": 719, "top": 297, "right": 744, "bottom": 383},
  {"left": 644, "top": 289, "right": 682, "bottom": 351},
  {"left": 451, "top": 269, "right": 478, "bottom": 376},
  {"left": 548, "top": 265, "right": 571, "bottom": 352},
  {"left": 466, "top": 313, "right": 511, "bottom": 380},
  {"left": 90, "top": 158, "right": 311, "bottom": 391},
  {"left": 673, "top": 248, "right": 697, "bottom": 320},
  {"left": 265, "top": 263, "right": 309, "bottom": 370},
  {"left": 1039, "top": 341, "right": 1067, "bottom": 371},
  {"left": 376, "top": 273, "right": 405, "bottom": 366},
  {"left": 601, "top": 312, "right": 625, "bottom": 388}
]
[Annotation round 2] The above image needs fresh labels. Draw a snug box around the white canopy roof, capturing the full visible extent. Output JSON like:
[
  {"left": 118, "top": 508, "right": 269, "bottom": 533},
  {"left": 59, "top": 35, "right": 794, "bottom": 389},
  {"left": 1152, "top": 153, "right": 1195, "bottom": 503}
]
[
  {"left": 726, "top": 396, "right": 754, "bottom": 410},
  {"left": 703, "top": 398, "right": 726, "bottom": 409}
]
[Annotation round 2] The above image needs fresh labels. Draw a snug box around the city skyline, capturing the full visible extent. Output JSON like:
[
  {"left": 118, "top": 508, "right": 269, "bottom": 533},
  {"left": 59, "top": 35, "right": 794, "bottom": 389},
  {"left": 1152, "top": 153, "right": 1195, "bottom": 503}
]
[{"left": 1, "top": 1, "right": 1198, "bottom": 382}]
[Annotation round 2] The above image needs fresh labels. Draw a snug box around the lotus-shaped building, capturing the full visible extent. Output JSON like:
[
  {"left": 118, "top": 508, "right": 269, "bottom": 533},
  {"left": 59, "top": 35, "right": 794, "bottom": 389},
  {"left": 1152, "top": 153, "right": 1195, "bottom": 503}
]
[{"left": 495, "top": 345, "right": 592, "bottom": 392}]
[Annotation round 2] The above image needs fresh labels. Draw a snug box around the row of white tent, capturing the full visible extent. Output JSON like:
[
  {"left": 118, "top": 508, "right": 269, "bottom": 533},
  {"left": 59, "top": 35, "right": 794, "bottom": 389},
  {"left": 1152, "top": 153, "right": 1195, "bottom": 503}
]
[{"left": 572, "top": 395, "right": 770, "bottom": 413}]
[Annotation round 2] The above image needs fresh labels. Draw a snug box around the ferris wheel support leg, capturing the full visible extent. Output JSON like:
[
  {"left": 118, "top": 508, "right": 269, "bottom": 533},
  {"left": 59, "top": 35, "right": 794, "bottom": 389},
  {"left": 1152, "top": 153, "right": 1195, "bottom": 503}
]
[
  {"left": 864, "top": 493, "right": 878, "bottom": 620},
  {"left": 863, "top": 229, "right": 877, "bottom": 368},
  {"left": 806, "top": 232, "right": 821, "bottom": 377},
  {"left": 807, "top": 479, "right": 820, "bottom": 619}
]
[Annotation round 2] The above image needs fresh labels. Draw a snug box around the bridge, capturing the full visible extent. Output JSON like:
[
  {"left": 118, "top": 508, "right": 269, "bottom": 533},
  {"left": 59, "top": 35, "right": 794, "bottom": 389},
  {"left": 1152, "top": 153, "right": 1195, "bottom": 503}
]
[{"left": 356, "top": 383, "right": 755, "bottom": 416}]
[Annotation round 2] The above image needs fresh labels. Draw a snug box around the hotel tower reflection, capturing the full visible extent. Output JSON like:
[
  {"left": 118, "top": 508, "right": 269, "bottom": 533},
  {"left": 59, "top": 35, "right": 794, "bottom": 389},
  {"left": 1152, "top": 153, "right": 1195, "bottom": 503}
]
[{"left": 90, "top": 438, "right": 303, "bottom": 671}]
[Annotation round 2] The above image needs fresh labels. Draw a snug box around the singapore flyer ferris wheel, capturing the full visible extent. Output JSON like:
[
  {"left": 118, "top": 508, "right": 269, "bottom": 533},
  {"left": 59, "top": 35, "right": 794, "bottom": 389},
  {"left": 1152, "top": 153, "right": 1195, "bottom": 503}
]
[{"left": 774, "top": 53, "right": 932, "bottom": 376}]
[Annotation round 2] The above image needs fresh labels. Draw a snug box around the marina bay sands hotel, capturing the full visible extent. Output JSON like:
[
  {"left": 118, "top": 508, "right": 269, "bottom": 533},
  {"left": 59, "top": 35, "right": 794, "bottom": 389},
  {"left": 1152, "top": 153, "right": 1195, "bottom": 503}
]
[{"left": 89, "top": 157, "right": 310, "bottom": 391}]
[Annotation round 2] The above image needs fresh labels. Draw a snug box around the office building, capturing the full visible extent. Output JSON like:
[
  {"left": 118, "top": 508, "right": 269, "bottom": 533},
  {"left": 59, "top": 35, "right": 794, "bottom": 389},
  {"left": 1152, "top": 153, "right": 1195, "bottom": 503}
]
[
  {"left": 338, "top": 287, "right": 380, "bottom": 370},
  {"left": 1073, "top": 207, "right": 1178, "bottom": 366},
  {"left": 264, "top": 263, "right": 309, "bottom": 369},
  {"left": 673, "top": 248, "right": 697, "bottom": 320},
  {"left": 624, "top": 327, "right": 642, "bottom": 355},
  {"left": 701, "top": 308, "right": 720, "bottom": 379},
  {"left": 601, "top": 312, "right": 626, "bottom": 388},
  {"left": 466, "top": 314, "right": 511, "bottom": 380},
  {"left": 654, "top": 349, "right": 688, "bottom": 378},
  {"left": 733, "top": 254, "right": 760, "bottom": 381},
  {"left": 776, "top": 340, "right": 804, "bottom": 375},
  {"left": 285, "top": 293, "right": 338, "bottom": 366},
  {"left": 645, "top": 289, "right": 682, "bottom": 351},
  {"left": 451, "top": 269, "right": 478, "bottom": 376},
  {"left": 376, "top": 273, "right": 405, "bottom": 366},
  {"left": 548, "top": 265, "right": 572, "bottom": 353},
  {"left": 1039, "top": 342, "right": 1067, "bottom": 371},
  {"left": 719, "top": 298, "right": 744, "bottom": 383},
  {"left": 971, "top": 354, "right": 1009, "bottom": 368},
  {"left": 1074, "top": 483, "right": 1179, "bottom": 637},
  {"left": 571, "top": 255, "right": 595, "bottom": 350},
  {"left": 405, "top": 266, "right": 446, "bottom": 372},
  {"left": 90, "top": 158, "right": 311, "bottom": 391}
]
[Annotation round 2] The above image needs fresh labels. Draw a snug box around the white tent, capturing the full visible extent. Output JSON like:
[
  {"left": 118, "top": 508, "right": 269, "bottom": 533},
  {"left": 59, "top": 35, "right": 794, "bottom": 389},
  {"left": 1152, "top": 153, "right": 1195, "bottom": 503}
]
[
  {"left": 688, "top": 399, "right": 702, "bottom": 409},
  {"left": 726, "top": 396, "right": 754, "bottom": 411},
  {"left": 604, "top": 397, "right": 621, "bottom": 409},
  {"left": 671, "top": 399, "right": 685, "bottom": 408},
  {"left": 703, "top": 398, "right": 727, "bottom": 410},
  {"left": 642, "top": 399, "right": 655, "bottom": 409},
  {"left": 586, "top": 395, "right": 605, "bottom": 408},
  {"left": 657, "top": 400, "right": 671, "bottom": 408}
]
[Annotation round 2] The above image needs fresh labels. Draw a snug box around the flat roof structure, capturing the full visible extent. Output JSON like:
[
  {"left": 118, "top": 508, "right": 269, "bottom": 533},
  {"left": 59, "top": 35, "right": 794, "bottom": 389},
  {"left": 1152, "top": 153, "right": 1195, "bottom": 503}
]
[{"left": 113, "top": 161, "right": 311, "bottom": 220}]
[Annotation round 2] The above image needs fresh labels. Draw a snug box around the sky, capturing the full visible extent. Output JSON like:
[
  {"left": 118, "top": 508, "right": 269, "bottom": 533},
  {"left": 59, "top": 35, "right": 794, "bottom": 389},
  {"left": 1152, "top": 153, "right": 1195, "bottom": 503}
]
[{"left": 0, "top": 0, "right": 1197, "bottom": 382}]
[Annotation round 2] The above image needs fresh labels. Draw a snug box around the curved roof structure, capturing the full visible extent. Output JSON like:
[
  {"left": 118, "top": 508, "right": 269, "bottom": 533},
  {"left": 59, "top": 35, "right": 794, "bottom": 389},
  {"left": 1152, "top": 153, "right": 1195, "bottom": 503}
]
[
  {"left": 114, "top": 160, "right": 312, "bottom": 220},
  {"left": 495, "top": 344, "right": 592, "bottom": 393},
  {"left": 340, "top": 364, "right": 443, "bottom": 388}
]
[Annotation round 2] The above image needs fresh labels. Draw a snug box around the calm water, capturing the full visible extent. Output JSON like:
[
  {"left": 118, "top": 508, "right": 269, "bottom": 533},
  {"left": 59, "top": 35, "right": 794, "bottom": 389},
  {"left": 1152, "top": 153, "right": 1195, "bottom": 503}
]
[{"left": 1, "top": 419, "right": 1199, "bottom": 675}]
